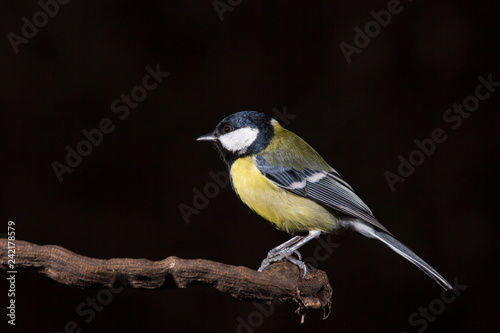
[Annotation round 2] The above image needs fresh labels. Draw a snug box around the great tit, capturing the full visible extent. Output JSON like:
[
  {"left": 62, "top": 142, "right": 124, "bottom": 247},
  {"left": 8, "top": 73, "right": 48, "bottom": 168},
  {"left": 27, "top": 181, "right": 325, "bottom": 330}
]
[{"left": 197, "top": 111, "right": 452, "bottom": 290}]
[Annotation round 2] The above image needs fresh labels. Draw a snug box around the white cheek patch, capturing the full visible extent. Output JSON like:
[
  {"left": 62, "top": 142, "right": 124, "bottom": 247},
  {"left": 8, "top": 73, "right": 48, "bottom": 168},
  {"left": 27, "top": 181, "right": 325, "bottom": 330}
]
[{"left": 219, "top": 127, "right": 260, "bottom": 153}]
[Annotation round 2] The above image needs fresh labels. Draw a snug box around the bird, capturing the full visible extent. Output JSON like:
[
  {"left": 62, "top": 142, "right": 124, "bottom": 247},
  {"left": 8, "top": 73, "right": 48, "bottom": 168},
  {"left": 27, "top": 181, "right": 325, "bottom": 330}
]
[{"left": 197, "top": 111, "right": 452, "bottom": 290}]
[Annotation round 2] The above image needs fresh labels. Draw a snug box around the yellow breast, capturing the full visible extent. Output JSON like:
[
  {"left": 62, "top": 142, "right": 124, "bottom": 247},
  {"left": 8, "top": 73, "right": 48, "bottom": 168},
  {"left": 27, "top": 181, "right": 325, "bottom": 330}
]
[{"left": 230, "top": 156, "right": 339, "bottom": 234}]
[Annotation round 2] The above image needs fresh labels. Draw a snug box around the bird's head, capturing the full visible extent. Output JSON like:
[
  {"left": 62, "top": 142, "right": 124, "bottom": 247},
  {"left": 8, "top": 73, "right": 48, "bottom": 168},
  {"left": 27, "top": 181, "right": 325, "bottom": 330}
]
[{"left": 197, "top": 111, "right": 277, "bottom": 165}]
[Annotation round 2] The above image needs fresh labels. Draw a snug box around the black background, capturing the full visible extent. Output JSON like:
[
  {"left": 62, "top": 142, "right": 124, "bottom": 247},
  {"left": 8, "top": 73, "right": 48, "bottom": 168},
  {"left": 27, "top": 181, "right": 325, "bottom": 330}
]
[{"left": 1, "top": 1, "right": 499, "bottom": 332}]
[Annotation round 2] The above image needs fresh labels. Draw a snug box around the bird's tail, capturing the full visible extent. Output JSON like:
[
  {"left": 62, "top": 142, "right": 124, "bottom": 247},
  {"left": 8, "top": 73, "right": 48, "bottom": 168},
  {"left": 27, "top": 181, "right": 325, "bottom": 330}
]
[{"left": 350, "top": 220, "right": 453, "bottom": 291}]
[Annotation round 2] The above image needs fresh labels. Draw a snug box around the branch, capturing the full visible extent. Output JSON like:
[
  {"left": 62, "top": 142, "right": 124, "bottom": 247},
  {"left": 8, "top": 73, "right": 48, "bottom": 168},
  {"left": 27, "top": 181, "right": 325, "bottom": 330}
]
[{"left": 0, "top": 239, "right": 331, "bottom": 316}]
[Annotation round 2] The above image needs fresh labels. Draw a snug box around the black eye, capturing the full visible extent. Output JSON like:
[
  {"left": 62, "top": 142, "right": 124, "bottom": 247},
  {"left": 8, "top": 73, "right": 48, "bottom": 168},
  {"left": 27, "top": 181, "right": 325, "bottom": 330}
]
[{"left": 222, "top": 125, "right": 233, "bottom": 133}]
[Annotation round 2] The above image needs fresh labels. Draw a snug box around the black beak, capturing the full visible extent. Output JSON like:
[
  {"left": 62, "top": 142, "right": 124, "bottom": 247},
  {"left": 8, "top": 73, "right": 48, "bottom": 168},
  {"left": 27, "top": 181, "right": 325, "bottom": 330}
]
[{"left": 196, "top": 133, "right": 217, "bottom": 141}]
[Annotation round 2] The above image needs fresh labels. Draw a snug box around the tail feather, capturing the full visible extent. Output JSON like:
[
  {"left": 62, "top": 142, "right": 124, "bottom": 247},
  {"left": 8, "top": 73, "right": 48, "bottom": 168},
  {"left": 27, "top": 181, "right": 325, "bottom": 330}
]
[{"left": 351, "top": 220, "right": 453, "bottom": 291}]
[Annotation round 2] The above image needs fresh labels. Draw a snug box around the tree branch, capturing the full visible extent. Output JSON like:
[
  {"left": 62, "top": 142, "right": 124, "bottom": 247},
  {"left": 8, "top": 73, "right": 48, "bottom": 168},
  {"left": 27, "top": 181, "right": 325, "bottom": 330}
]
[{"left": 0, "top": 239, "right": 331, "bottom": 316}]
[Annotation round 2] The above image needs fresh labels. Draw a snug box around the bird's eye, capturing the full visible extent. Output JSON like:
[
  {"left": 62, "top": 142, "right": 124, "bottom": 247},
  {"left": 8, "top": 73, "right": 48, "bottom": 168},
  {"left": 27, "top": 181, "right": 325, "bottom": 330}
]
[{"left": 222, "top": 125, "right": 233, "bottom": 133}]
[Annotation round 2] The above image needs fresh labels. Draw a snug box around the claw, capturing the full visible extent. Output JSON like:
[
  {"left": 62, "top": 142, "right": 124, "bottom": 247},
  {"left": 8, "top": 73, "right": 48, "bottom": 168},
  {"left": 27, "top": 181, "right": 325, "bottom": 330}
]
[
  {"left": 287, "top": 257, "right": 307, "bottom": 279},
  {"left": 293, "top": 250, "right": 302, "bottom": 260},
  {"left": 258, "top": 258, "right": 270, "bottom": 272}
]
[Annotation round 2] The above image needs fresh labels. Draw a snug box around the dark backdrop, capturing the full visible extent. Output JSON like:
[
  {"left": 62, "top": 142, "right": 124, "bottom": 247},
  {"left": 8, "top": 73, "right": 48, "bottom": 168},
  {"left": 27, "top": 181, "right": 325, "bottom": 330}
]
[{"left": 1, "top": 1, "right": 499, "bottom": 332}]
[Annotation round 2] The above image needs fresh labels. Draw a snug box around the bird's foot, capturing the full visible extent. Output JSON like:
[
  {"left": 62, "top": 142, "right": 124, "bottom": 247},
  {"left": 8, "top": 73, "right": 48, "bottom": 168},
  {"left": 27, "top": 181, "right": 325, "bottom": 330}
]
[{"left": 258, "top": 247, "right": 308, "bottom": 279}]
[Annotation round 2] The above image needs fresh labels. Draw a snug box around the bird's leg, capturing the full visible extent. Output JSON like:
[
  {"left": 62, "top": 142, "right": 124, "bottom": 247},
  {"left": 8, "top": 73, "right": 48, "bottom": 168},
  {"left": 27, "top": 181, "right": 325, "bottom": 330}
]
[
  {"left": 258, "top": 230, "right": 321, "bottom": 278},
  {"left": 265, "top": 235, "right": 303, "bottom": 258}
]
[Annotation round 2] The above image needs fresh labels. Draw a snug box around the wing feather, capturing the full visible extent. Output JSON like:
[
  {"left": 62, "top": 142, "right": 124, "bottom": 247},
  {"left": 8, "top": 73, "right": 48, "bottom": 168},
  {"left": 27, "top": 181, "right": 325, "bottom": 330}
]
[{"left": 255, "top": 155, "right": 391, "bottom": 234}]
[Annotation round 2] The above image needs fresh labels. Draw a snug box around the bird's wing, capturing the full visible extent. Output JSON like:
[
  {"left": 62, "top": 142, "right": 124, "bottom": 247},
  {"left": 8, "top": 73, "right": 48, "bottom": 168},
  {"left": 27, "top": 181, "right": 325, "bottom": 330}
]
[{"left": 255, "top": 154, "right": 391, "bottom": 234}]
